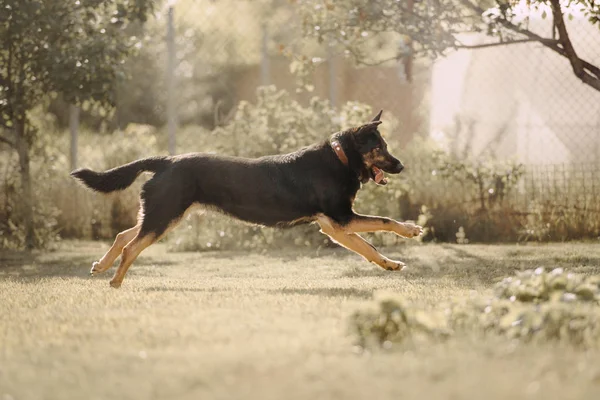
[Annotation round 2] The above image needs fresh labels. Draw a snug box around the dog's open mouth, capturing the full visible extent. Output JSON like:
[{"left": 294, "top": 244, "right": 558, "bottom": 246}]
[{"left": 371, "top": 166, "right": 388, "bottom": 185}]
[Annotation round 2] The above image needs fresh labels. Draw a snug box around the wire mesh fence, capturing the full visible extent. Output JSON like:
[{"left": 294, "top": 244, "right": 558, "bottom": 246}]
[
  {"left": 146, "top": 0, "right": 600, "bottom": 241},
  {"left": 165, "top": 0, "right": 599, "bottom": 219}
]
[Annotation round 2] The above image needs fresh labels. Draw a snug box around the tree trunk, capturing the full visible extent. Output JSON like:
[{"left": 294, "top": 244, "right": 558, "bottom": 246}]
[{"left": 14, "top": 119, "right": 34, "bottom": 249}]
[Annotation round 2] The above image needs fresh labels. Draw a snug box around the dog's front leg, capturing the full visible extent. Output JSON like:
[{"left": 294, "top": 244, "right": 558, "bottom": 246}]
[
  {"left": 316, "top": 215, "right": 406, "bottom": 271},
  {"left": 345, "top": 214, "right": 423, "bottom": 238}
]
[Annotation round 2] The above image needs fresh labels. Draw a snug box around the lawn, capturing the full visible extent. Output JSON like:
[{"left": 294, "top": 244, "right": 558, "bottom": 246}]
[{"left": 1, "top": 241, "right": 600, "bottom": 400}]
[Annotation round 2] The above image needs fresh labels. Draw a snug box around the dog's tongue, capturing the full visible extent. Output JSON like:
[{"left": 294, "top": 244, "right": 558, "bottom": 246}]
[{"left": 372, "top": 166, "right": 386, "bottom": 184}]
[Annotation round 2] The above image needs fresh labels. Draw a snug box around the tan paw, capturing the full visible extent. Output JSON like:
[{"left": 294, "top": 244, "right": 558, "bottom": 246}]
[
  {"left": 403, "top": 223, "right": 424, "bottom": 238},
  {"left": 381, "top": 258, "right": 406, "bottom": 271},
  {"left": 109, "top": 279, "right": 122, "bottom": 289},
  {"left": 90, "top": 261, "right": 102, "bottom": 276}
]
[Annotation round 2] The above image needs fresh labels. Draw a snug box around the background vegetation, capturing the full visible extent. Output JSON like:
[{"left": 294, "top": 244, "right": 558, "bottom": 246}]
[{"left": 2, "top": 0, "right": 600, "bottom": 250}]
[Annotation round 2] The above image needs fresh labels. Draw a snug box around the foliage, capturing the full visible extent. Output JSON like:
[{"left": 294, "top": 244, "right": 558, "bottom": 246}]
[
  {"left": 0, "top": 154, "right": 61, "bottom": 250},
  {"left": 103, "top": 0, "right": 297, "bottom": 130},
  {"left": 0, "top": 0, "right": 155, "bottom": 122},
  {"left": 4, "top": 85, "right": 597, "bottom": 248},
  {"left": 297, "top": 0, "right": 600, "bottom": 91},
  {"left": 379, "top": 137, "right": 526, "bottom": 242},
  {"left": 0, "top": 122, "right": 160, "bottom": 249},
  {"left": 0, "top": 0, "right": 155, "bottom": 248},
  {"left": 351, "top": 268, "right": 600, "bottom": 350}
]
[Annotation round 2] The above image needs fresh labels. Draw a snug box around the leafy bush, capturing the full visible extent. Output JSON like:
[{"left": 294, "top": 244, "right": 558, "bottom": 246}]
[
  {"left": 0, "top": 111, "right": 63, "bottom": 249},
  {"left": 0, "top": 120, "right": 163, "bottom": 250},
  {"left": 351, "top": 268, "right": 600, "bottom": 350},
  {"left": 0, "top": 151, "right": 61, "bottom": 250},
  {"left": 390, "top": 137, "right": 526, "bottom": 242}
]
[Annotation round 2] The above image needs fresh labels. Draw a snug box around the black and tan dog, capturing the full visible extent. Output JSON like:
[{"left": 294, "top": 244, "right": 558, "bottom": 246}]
[{"left": 71, "top": 111, "right": 423, "bottom": 288}]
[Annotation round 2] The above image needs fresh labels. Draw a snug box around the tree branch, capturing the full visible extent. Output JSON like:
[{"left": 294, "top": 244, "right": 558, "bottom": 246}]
[
  {"left": 455, "top": 38, "right": 559, "bottom": 50},
  {"left": 0, "top": 134, "right": 15, "bottom": 147},
  {"left": 547, "top": 0, "right": 600, "bottom": 90},
  {"left": 459, "top": 0, "right": 600, "bottom": 89}
]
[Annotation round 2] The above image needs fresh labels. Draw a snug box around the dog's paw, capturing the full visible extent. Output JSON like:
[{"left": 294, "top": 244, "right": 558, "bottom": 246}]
[
  {"left": 90, "top": 261, "right": 111, "bottom": 276},
  {"left": 381, "top": 259, "right": 406, "bottom": 271},
  {"left": 90, "top": 261, "right": 101, "bottom": 276},
  {"left": 109, "top": 280, "right": 122, "bottom": 289},
  {"left": 403, "top": 222, "right": 424, "bottom": 238}
]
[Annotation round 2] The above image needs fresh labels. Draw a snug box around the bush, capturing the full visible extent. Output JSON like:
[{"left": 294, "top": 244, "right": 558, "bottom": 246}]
[
  {"left": 388, "top": 137, "right": 527, "bottom": 243},
  {"left": 351, "top": 268, "right": 600, "bottom": 350},
  {"left": 0, "top": 151, "right": 61, "bottom": 250},
  {"left": 0, "top": 121, "right": 163, "bottom": 250}
]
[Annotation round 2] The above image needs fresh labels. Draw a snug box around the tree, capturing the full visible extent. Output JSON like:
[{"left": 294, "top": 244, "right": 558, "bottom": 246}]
[
  {"left": 297, "top": 0, "right": 600, "bottom": 91},
  {"left": 0, "top": 0, "right": 155, "bottom": 248}
]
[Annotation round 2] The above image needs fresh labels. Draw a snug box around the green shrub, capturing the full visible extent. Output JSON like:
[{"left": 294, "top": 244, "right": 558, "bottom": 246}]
[
  {"left": 389, "top": 137, "right": 526, "bottom": 243},
  {"left": 0, "top": 117, "right": 63, "bottom": 249},
  {"left": 0, "top": 122, "right": 164, "bottom": 250},
  {"left": 351, "top": 268, "right": 600, "bottom": 350}
]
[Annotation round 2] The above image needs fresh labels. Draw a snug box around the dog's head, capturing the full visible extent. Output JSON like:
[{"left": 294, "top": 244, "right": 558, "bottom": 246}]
[{"left": 352, "top": 110, "right": 404, "bottom": 185}]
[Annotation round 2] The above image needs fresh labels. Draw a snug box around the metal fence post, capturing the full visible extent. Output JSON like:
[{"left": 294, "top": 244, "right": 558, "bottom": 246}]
[
  {"left": 69, "top": 104, "right": 79, "bottom": 171},
  {"left": 167, "top": 5, "right": 177, "bottom": 156},
  {"left": 261, "top": 23, "right": 270, "bottom": 86},
  {"left": 327, "top": 44, "right": 337, "bottom": 108}
]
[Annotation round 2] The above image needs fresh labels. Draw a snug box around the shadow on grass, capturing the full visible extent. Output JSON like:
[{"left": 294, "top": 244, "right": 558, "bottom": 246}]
[
  {"left": 132, "top": 258, "right": 178, "bottom": 267},
  {"left": 269, "top": 287, "right": 373, "bottom": 299},
  {"left": 0, "top": 253, "right": 93, "bottom": 279},
  {"left": 144, "top": 286, "right": 224, "bottom": 293},
  {"left": 0, "top": 246, "right": 178, "bottom": 282},
  {"left": 339, "top": 244, "right": 600, "bottom": 287},
  {"left": 4, "top": 241, "right": 600, "bottom": 289},
  {"left": 187, "top": 248, "right": 330, "bottom": 263}
]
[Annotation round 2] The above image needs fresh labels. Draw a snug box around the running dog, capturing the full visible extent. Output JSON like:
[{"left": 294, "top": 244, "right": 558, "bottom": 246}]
[{"left": 71, "top": 111, "right": 423, "bottom": 288}]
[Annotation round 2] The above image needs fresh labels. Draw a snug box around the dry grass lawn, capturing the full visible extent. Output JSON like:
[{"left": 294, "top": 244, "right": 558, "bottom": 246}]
[{"left": 2, "top": 240, "right": 600, "bottom": 400}]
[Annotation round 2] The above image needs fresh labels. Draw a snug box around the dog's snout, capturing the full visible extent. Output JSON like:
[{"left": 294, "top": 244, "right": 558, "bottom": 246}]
[{"left": 391, "top": 160, "right": 404, "bottom": 173}]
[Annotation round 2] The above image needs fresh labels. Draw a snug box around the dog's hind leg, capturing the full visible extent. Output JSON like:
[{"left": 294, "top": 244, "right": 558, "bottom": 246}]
[
  {"left": 316, "top": 215, "right": 406, "bottom": 271},
  {"left": 91, "top": 224, "right": 141, "bottom": 276},
  {"left": 108, "top": 213, "right": 188, "bottom": 288},
  {"left": 107, "top": 205, "right": 192, "bottom": 288},
  {"left": 108, "top": 232, "right": 156, "bottom": 288}
]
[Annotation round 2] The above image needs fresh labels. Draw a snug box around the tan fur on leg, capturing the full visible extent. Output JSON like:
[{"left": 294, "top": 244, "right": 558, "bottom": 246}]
[
  {"left": 344, "top": 214, "right": 423, "bottom": 238},
  {"left": 316, "top": 215, "right": 406, "bottom": 271},
  {"left": 109, "top": 233, "right": 155, "bottom": 288},
  {"left": 108, "top": 213, "right": 190, "bottom": 288},
  {"left": 91, "top": 224, "right": 141, "bottom": 275}
]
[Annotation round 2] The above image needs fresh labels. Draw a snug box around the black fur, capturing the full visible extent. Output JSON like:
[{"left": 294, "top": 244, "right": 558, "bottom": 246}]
[
  {"left": 72, "top": 120, "right": 403, "bottom": 239},
  {"left": 71, "top": 157, "right": 170, "bottom": 193}
]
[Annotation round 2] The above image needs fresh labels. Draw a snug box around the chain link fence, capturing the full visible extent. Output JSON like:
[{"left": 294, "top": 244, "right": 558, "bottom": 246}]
[{"left": 166, "top": 0, "right": 599, "bottom": 223}]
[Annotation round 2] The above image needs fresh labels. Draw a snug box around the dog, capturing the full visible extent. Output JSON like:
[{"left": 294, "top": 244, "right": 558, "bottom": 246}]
[{"left": 71, "top": 111, "right": 423, "bottom": 288}]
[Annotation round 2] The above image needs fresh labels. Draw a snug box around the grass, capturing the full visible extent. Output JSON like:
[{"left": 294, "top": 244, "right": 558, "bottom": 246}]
[{"left": 2, "top": 240, "right": 600, "bottom": 400}]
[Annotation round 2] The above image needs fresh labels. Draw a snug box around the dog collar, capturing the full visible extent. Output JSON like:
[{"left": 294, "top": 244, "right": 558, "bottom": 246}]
[{"left": 330, "top": 140, "right": 349, "bottom": 167}]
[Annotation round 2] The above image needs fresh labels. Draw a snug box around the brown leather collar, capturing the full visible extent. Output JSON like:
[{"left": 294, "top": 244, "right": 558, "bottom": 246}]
[{"left": 330, "top": 140, "right": 348, "bottom": 166}]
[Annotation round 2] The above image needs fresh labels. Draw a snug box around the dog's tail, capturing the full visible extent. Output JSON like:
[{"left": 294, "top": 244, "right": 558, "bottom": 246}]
[{"left": 70, "top": 156, "right": 171, "bottom": 193}]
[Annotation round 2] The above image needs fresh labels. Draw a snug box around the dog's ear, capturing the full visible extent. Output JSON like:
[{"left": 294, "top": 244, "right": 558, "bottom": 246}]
[
  {"left": 365, "top": 120, "right": 382, "bottom": 128},
  {"left": 354, "top": 121, "right": 382, "bottom": 136},
  {"left": 372, "top": 110, "right": 383, "bottom": 122}
]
